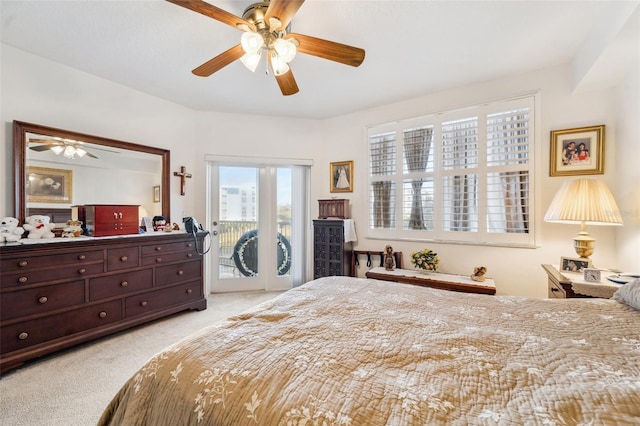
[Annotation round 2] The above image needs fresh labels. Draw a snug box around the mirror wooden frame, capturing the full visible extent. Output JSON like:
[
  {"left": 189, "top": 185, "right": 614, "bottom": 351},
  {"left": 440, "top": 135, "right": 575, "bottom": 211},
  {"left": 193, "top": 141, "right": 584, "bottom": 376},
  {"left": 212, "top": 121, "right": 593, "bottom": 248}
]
[{"left": 13, "top": 120, "right": 171, "bottom": 225}]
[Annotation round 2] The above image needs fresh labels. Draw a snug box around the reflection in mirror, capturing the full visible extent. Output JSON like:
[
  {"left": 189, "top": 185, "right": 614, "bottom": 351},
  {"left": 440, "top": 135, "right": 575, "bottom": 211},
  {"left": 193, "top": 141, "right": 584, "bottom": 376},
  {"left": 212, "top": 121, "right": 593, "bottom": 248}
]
[{"left": 14, "top": 121, "right": 170, "bottom": 227}]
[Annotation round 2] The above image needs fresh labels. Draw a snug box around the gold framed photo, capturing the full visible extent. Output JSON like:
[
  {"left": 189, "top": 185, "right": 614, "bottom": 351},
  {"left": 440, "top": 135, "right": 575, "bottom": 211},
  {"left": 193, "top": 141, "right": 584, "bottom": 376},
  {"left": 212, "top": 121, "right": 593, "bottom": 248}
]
[
  {"left": 26, "top": 166, "right": 72, "bottom": 203},
  {"left": 550, "top": 125, "right": 604, "bottom": 176},
  {"left": 560, "top": 256, "right": 592, "bottom": 273},
  {"left": 330, "top": 160, "right": 353, "bottom": 193}
]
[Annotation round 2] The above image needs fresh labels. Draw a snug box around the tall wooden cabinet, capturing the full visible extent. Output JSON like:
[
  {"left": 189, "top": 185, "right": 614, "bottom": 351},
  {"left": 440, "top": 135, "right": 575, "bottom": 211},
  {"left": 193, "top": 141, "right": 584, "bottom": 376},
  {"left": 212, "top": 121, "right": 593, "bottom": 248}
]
[
  {"left": 0, "top": 232, "right": 207, "bottom": 374},
  {"left": 313, "top": 219, "right": 352, "bottom": 279}
]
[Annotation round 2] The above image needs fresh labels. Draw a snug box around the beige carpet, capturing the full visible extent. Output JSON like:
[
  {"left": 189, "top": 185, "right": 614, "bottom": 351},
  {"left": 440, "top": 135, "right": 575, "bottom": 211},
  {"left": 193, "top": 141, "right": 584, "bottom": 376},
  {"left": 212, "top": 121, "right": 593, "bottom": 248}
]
[{"left": 0, "top": 291, "right": 284, "bottom": 426}]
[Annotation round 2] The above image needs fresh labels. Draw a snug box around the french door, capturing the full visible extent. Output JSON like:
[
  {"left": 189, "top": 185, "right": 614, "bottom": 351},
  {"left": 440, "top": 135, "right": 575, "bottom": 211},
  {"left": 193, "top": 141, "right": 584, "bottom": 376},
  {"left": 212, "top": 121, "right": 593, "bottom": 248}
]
[{"left": 206, "top": 159, "right": 309, "bottom": 293}]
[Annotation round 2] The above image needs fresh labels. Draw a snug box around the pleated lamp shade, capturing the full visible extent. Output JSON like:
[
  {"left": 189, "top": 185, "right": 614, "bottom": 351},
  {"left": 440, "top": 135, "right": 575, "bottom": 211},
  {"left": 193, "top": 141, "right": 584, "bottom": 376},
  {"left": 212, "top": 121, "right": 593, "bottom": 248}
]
[{"left": 544, "top": 179, "right": 623, "bottom": 258}]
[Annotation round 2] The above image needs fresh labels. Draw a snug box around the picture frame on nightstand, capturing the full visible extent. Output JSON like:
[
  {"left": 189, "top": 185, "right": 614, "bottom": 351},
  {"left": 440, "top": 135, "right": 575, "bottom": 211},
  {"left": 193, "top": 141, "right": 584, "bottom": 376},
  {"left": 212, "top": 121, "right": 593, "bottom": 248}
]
[{"left": 560, "top": 256, "right": 592, "bottom": 273}]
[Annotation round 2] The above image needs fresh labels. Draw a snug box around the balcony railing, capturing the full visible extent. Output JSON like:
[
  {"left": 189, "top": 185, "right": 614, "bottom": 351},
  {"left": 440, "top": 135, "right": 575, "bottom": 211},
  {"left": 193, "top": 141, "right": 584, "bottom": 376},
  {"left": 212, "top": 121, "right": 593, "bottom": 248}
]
[{"left": 218, "top": 220, "right": 291, "bottom": 277}]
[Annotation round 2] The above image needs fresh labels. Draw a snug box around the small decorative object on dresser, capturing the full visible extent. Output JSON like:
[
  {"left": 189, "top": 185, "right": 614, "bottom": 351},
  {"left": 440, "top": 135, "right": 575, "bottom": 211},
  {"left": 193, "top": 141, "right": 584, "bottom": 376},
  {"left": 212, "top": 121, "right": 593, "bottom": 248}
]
[
  {"left": 0, "top": 217, "right": 24, "bottom": 243},
  {"left": 318, "top": 199, "right": 349, "bottom": 219},
  {"left": 410, "top": 248, "right": 439, "bottom": 272},
  {"left": 23, "top": 215, "right": 56, "bottom": 239},
  {"left": 383, "top": 245, "right": 395, "bottom": 271},
  {"left": 471, "top": 266, "right": 487, "bottom": 282},
  {"left": 583, "top": 268, "right": 601, "bottom": 282}
]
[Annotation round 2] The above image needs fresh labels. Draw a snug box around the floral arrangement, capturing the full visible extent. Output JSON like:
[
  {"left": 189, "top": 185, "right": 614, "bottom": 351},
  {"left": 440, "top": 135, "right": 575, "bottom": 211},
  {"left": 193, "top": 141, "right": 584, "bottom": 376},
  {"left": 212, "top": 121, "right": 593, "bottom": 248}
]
[{"left": 410, "top": 248, "right": 440, "bottom": 271}]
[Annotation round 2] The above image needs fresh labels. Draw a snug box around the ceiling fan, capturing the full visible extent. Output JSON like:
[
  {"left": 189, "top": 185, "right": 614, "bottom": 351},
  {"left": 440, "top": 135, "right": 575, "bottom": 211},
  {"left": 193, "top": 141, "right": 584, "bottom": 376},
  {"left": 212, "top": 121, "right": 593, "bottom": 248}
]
[
  {"left": 167, "top": 0, "right": 366, "bottom": 96},
  {"left": 29, "top": 138, "right": 100, "bottom": 159}
]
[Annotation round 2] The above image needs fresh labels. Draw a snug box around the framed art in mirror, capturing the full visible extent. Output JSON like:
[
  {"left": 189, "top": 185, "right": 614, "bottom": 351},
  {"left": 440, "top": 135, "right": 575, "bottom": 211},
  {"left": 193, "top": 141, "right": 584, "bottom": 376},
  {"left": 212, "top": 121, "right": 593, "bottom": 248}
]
[{"left": 26, "top": 166, "right": 72, "bottom": 203}]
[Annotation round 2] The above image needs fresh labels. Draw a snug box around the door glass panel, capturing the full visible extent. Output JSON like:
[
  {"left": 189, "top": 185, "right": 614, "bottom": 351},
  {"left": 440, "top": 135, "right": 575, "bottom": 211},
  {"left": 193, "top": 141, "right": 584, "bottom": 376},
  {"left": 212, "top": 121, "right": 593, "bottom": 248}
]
[
  {"left": 218, "top": 166, "right": 258, "bottom": 279},
  {"left": 277, "top": 168, "right": 292, "bottom": 276}
]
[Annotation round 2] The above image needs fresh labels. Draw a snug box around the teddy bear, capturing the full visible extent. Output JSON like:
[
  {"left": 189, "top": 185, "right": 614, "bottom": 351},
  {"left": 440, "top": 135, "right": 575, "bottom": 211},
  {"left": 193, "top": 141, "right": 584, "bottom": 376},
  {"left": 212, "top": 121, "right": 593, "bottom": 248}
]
[
  {"left": 0, "top": 216, "right": 25, "bottom": 243},
  {"left": 62, "top": 220, "right": 84, "bottom": 238},
  {"left": 23, "top": 215, "right": 56, "bottom": 239}
]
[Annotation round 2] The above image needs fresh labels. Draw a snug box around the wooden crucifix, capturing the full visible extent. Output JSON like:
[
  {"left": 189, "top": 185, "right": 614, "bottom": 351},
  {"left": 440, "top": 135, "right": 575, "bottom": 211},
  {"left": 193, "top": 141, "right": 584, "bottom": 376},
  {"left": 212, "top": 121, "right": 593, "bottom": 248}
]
[{"left": 173, "top": 166, "right": 192, "bottom": 196}]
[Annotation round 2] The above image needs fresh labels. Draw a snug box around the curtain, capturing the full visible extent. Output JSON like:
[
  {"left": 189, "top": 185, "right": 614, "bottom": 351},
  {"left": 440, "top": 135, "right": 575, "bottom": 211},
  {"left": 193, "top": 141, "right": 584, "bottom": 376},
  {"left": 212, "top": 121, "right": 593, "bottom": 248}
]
[
  {"left": 501, "top": 171, "right": 529, "bottom": 233},
  {"left": 372, "top": 181, "right": 392, "bottom": 228},
  {"left": 403, "top": 128, "right": 433, "bottom": 229}
]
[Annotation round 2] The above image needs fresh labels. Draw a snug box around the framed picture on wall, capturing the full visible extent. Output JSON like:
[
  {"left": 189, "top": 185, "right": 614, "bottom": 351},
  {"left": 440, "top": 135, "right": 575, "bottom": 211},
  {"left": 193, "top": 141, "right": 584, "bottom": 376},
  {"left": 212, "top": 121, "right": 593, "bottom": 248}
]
[
  {"left": 549, "top": 125, "right": 605, "bottom": 176},
  {"left": 153, "top": 185, "right": 161, "bottom": 203},
  {"left": 26, "top": 166, "right": 73, "bottom": 203},
  {"left": 330, "top": 160, "right": 354, "bottom": 193}
]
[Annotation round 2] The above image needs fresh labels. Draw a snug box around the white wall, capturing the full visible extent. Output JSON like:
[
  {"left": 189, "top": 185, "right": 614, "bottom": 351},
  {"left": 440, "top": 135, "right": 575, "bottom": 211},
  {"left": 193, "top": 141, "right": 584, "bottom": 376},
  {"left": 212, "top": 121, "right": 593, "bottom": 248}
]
[
  {"left": 2, "top": 43, "right": 637, "bottom": 298},
  {"left": 314, "top": 64, "right": 638, "bottom": 297}
]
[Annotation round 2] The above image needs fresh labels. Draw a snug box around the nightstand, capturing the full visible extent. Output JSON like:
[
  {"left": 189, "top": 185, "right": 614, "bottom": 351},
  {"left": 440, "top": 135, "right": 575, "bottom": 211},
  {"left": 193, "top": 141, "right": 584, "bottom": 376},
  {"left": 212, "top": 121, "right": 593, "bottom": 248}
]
[{"left": 541, "top": 264, "right": 620, "bottom": 299}]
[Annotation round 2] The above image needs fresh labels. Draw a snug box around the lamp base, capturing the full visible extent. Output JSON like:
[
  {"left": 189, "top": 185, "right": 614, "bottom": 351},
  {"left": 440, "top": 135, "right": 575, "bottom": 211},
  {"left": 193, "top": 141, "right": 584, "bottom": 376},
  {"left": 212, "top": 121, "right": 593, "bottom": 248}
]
[{"left": 573, "top": 231, "right": 595, "bottom": 258}]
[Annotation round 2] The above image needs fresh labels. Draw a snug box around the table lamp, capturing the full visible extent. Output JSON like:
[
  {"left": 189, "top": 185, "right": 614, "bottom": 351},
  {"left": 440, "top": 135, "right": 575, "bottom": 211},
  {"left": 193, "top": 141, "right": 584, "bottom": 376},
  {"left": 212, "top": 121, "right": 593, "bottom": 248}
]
[{"left": 544, "top": 178, "right": 623, "bottom": 258}]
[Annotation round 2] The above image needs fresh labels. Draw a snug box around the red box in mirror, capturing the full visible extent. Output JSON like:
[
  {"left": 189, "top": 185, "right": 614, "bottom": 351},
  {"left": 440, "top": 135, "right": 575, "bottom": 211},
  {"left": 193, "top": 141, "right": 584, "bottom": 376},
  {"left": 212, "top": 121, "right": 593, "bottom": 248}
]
[{"left": 83, "top": 204, "right": 139, "bottom": 236}]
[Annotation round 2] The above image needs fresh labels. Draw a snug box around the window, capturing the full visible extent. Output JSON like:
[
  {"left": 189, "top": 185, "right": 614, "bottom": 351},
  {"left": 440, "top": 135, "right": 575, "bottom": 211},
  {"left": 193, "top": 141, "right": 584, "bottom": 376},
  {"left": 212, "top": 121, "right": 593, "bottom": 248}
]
[{"left": 367, "top": 96, "right": 535, "bottom": 246}]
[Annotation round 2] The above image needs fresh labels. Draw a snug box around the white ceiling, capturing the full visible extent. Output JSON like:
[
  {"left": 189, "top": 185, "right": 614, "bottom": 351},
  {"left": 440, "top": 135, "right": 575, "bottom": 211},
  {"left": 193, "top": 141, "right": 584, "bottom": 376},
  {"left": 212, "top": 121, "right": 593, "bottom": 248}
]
[{"left": 1, "top": 1, "right": 638, "bottom": 119}]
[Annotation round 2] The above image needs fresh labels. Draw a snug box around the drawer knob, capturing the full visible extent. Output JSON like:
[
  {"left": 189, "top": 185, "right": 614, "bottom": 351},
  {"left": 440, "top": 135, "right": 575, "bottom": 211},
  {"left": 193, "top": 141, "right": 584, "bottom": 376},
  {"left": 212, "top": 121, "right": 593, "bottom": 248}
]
[
  {"left": 18, "top": 260, "right": 28, "bottom": 267},
  {"left": 155, "top": 247, "right": 162, "bottom": 251},
  {"left": 155, "top": 257, "right": 162, "bottom": 263},
  {"left": 18, "top": 332, "right": 29, "bottom": 340},
  {"left": 38, "top": 296, "right": 48, "bottom": 304},
  {"left": 186, "top": 288, "right": 193, "bottom": 294},
  {"left": 551, "top": 287, "right": 559, "bottom": 292},
  {"left": 78, "top": 254, "right": 86, "bottom": 260},
  {"left": 78, "top": 268, "right": 86, "bottom": 274},
  {"left": 120, "top": 281, "right": 128, "bottom": 287},
  {"left": 120, "top": 256, "right": 128, "bottom": 262},
  {"left": 177, "top": 270, "right": 184, "bottom": 276},
  {"left": 99, "top": 311, "right": 108, "bottom": 318},
  {"left": 187, "top": 243, "right": 193, "bottom": 247},
  {"left": 187, "top": 253, "right": 193, "bottom": 258},
  {"left": 140, "top": 301, "right": 148, "bottom": 307},
  {"left": 18, "top": 276, "right": 28, "bottom": 283}
]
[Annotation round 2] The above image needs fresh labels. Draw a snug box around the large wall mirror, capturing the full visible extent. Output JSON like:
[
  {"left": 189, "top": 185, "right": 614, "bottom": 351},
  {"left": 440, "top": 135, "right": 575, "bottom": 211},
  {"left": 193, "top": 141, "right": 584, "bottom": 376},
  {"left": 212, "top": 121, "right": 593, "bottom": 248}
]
[{"left": 13, "top": 120, "right": 170, "bottom": 226}]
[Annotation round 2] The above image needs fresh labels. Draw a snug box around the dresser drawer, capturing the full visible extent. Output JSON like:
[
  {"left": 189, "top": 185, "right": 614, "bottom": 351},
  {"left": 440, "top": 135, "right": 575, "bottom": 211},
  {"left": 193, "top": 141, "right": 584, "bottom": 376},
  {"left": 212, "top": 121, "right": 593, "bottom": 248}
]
[
  {"left": 106, "top": 247, "right": 140, "bottom": 271},
  {"left": 89, "top": 268, "right": 153, "bottom": 301},
  {"left": 155, "top": 260, "right": 202, "bottom": 287},
  {"left": 142, "top": 239, "right": 197, "bottom": 257},
  {"left": 1, "top": 300, "right": 122, "bottom": 354},
  {"left": 142, "top": 250, "right": 197, "bottom": 266},
  {"left": 1, "top": 281, "right": 85, "bottom": 321},
  {"left": 1, "top": 262, "right": 104, "bottom": 289},
  {"left": 1, "top": 250, "right": 103, "bottom": 273},
  {"left": 125, "top": 281, "right": 202, "bottom": 318},
  {"left": 548, "top": 279, "right": 566, "bottom": 298}
]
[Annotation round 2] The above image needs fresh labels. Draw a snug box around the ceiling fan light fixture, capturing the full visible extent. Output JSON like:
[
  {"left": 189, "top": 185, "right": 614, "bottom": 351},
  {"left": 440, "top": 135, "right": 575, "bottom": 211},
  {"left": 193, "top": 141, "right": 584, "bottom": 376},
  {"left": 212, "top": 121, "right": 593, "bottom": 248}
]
[
  {"left": 63, "top": 146, "right": 76, "bottom": 158},
  {"left": 241, "top": 51, "right": 262, "bottom": 72},
  {"left": 274, "top": 38, "right": 296, "bottom": 63},
  {"left": 240, "top": 31, "right": 264, "bottom": 54},
  {"left": 270, "top": 51, "right": 289, "bottom": 76},
  {"left": 50, "top": 145, "right": 64, "bottom": 155}
]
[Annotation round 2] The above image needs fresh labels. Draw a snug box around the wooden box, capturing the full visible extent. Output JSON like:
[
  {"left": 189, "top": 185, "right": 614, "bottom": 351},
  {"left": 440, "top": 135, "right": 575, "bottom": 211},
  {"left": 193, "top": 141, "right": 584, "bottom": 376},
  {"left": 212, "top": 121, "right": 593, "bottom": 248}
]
[
  {"left": 84, "top": 204, "right": 139, "bottom": 237},
  {"left": 318, "top": 199, "right": 350, "bottom": 219}
]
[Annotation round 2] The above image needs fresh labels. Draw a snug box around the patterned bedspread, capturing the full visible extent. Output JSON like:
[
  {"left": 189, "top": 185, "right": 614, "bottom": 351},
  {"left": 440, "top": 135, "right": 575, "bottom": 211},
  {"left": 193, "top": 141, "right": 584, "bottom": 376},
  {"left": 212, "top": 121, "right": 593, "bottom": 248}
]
[{"left": 98, "top": 276, "right": 640, "bottom": 425}]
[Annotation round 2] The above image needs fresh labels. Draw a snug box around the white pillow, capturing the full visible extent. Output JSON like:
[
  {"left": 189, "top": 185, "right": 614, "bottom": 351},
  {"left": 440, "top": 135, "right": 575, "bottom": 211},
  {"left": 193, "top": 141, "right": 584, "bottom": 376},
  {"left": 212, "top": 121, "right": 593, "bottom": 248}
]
[{"left": 612, "top": 278, "right": 640, "bottom": 310}]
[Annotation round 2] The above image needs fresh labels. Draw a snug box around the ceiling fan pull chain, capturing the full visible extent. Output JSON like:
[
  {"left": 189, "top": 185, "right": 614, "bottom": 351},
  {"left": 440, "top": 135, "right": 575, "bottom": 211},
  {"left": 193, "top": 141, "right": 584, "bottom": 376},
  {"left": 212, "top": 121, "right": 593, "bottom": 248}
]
[{"left": 265, "top": 56, "right": 269, "bottom": 75}]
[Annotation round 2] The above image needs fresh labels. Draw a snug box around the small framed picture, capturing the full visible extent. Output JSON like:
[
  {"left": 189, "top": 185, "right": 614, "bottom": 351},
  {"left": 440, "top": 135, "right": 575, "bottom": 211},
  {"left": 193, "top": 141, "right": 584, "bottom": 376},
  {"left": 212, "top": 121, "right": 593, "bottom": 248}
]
[
  {"left": 549, "top": 125, "right": 605, "bottom": 176},
  {"left": 560, "top": 256, "right": 592, "bottom": 273},
  {"left": 153, "top": 185, "right": 161, "bottom": 203},
  {"left": 330, "top": 160, "right": 353, "bottom": 193}
]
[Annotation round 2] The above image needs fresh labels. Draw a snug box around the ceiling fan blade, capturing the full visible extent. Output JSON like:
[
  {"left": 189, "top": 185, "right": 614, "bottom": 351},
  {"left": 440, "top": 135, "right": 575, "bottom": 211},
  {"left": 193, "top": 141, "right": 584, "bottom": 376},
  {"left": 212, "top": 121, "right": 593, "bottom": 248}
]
[
  {"left": 275, "top": 69, "right": 299, "bottom": 96},
  {"left": 265, "top": 0, "right": 304, "bottom": 30},
  {"left": 166, "top": 0, "right": 256, "bottom": 31},
  {"left": 29, "top": 144, "right": 55, "bottom": 152},
  {"left": 192, "top": 44, "right": 245, "bottom": 77},
  {"left": 85, "top": 151, "right": 99, "bottom": 159},
  {"left": 288, "top": 33, "right": 365, "bottom": 67}
]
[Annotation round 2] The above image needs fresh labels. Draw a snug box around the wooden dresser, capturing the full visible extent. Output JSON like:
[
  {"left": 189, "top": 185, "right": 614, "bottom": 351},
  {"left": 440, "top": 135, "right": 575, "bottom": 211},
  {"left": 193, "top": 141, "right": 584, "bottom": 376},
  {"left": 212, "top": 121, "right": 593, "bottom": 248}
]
[
  {"left": 0, "top": 232, "right": 207, "bottom": 374},
  {"left": 313, "top": 219, "right": 352, "bottom": 278}
]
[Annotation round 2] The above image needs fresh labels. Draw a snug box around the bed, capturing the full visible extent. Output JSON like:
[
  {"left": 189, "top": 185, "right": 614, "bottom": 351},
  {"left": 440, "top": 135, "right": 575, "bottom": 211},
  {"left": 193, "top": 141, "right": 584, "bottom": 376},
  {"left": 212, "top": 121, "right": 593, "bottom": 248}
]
[{"left": 98, "top": 276, "right": 640, "bottom": 425}]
